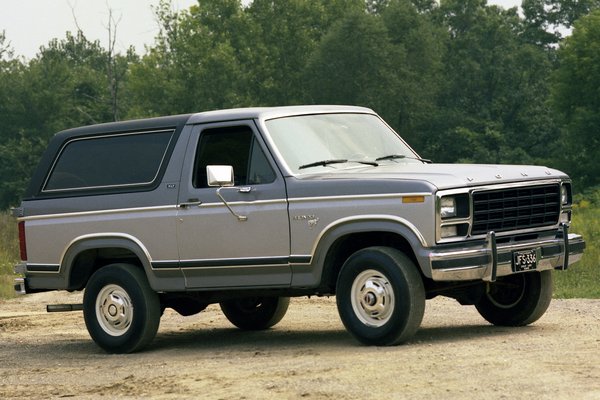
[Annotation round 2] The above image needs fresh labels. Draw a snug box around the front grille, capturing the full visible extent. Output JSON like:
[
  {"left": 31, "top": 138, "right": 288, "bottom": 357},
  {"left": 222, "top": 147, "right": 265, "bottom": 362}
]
[{"left": 471, "top": 184, "right": 560, "bottom": 235}]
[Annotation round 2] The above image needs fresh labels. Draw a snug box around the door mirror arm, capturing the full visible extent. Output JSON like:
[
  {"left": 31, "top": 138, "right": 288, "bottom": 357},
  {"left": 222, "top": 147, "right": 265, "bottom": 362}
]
[{"left": 216, "top": 187, "right": 248, "bottom": 222}]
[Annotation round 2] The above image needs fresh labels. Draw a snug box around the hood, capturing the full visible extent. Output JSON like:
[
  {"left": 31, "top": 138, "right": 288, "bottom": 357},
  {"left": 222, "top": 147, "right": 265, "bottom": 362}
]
[{"left": 295, "top": 162, "right": 568, "bottom": 190}]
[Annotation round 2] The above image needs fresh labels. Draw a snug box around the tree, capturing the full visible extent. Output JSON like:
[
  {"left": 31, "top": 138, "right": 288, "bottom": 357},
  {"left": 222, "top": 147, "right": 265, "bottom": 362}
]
[
  {"left": 246, "top": 0, "right": 363, "bottom": 105},
  {"left": 522, "top": 0, "right": 600, "bottom": 46},
  {"left": 127, "top": 0, "right": 251, "bottom": 117},
  {"left": 305, "top": 0, "right": 446, "bottom": 141},
  {"left": 415, "top": 0, "right": 557, "bottom": 164},
  {"left": 0, "top": 32, "right": 26, "bottom": 144},
  {"left": 552, "top": 10, "right": 600, "bottom": 187},
  {"left": 379, "top": 0, "right": 446, "bottom": 141},
  {"left": 305, "top": 12, "right": 403, "bottom": 120},
  {"left": 24, "top": 32, "right": 117, "bottom": 134},
  {"left": 0, "top": 31, "right": 134, "bottom": 208},
  {"left": 0, "top": 135, "right": 46, "bottom": 208},
  {"left": 127, "top": 0, "right": 365, "bottom": 116},
  {"left": 0, "top": 30, "right": 13, "bottom": 60},
  {"left": 522, "top": 0, "right": 563, "bottom": 46}
]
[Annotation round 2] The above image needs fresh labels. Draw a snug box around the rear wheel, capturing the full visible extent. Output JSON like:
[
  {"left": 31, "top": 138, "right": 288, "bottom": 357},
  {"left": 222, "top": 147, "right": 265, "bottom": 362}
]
[
  {"left": 220, "top": 296, "right": 290, "bottom": 330},
  {"left": 83, "top": 264, "right": 161, "bottom": 353},
  {"left": 475, "top": 270, "right": 553, "bottom": 326},
  {"left": 336, "top": 247, "right": 425, "bottom": 346}
]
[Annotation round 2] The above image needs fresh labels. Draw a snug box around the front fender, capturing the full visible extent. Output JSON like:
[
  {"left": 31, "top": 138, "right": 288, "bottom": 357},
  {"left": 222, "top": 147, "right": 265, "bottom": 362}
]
[{"left": 291, "top": 215, "right": 430, "bottom": 287}]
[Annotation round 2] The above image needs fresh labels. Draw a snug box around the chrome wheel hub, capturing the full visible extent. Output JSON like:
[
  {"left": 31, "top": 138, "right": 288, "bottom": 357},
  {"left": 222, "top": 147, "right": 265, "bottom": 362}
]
[
  {"left": 351, "top": 269, "right": 395, "bottom": 327},
  {"left": 96, "top": 284, "right": 133, "bottom": 336}
]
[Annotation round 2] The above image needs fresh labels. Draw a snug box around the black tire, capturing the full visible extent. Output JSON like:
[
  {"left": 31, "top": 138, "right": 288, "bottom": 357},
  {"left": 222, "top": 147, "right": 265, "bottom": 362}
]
[
  {"left": 83, "top": 264, "right": 161, "bottom": 353},
  {"left": 220, "top": 296, "right": 290, "bottom": 330},
  {"left": 475, "top": 270, "right": 553, "bottom": 326},
  {"left": 336, "top": 247, "right": 425, "bottom": 346}
]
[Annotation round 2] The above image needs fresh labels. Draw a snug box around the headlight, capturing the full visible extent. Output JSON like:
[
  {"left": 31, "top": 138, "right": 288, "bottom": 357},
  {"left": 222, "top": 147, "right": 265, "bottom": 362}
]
[
  {"left": 437, "top": 192, "right": 470, "bottom": 242},
  {"left": 561, "top": 185, "right": 570, "bottom": 205},
  {"left": 440, "top": 197, "right": 456, "bottom": 219},
  {"left": 440, "top": 225, "right": 458, "bottom": 238}
]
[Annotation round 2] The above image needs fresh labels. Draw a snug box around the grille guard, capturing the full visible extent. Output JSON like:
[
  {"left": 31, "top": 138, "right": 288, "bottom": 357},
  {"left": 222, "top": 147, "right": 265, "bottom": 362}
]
[{"left": 429, "top": 223, "right": 585, "bottom": 282}]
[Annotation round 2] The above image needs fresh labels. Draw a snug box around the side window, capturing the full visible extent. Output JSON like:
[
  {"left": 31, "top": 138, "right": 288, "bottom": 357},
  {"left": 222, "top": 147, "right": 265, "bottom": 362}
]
[
  {"left": 248, "top": 139, "right": 276, "bottom": 185},
  {"left": 44, "top": 130, "right": 174, "bottom": 192},
  {"left": 192, "top": 126, "right": 276, "bottom": 188}
]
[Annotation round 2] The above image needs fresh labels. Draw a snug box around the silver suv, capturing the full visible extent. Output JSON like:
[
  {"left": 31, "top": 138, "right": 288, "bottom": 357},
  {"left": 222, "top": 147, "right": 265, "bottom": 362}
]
[{"left": 13, "top": 105, "right": 585, "bottom": 353}]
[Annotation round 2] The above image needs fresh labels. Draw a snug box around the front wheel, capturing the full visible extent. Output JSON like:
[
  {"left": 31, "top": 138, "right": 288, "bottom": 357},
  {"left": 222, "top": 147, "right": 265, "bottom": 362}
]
[
  {"left": 336, "top": 247, "right": 425, "bottom": 346},
  {"left": 475, "top": 270, "right": 553, "bottom": 326},
  {"left": 220, "top": 296, "right": 290, "bottom": 330},
  {"left": 83, "top": 264, "right": 161, "bottom": 353}
]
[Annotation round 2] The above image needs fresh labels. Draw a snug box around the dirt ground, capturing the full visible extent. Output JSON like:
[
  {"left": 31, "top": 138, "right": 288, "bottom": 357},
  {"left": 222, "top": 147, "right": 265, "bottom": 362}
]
[{"left": 0, "top": 291, "right": 599, "bottom": 400}]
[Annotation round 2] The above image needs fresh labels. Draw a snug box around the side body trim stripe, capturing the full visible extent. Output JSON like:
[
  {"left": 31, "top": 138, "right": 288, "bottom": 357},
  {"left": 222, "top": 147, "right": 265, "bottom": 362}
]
[{"left": 152, "top": 256, "right": 312, "bottom": 270}]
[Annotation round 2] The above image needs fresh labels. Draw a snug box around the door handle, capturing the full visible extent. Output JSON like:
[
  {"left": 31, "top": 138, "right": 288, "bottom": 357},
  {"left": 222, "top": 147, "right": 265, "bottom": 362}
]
[{"left": 179, "top": 199, "right": 202, "bottom": 208}]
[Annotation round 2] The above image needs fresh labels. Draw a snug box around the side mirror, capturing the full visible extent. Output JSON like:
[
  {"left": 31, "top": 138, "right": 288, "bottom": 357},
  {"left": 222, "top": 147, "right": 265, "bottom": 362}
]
[
  {"left": 206, "top": 165, "right": 247, "bottom": 221},
  {"left": 206, "top": 165, "right": 234, "bottom": 187}
]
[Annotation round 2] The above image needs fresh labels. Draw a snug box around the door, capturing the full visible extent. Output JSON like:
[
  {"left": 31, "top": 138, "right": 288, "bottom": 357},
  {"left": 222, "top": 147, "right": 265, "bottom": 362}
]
[{"left": 176, "top": 122, "right": 291, "bottom": 288}]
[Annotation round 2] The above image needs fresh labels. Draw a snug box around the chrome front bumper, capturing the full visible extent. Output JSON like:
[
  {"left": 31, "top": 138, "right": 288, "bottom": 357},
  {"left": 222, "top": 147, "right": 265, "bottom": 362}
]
[{"left": 429, "top": 225, "right": 585, "bottom": 282}]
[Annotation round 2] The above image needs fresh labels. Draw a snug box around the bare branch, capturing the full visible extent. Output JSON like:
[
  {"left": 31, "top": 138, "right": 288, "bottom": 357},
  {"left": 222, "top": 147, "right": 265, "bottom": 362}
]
[
  {"left": 102, "top": 3, "right": 124, "bottom": 122},
  {"left": 67, "top": 0, "right": 84, "bottom": 34}
]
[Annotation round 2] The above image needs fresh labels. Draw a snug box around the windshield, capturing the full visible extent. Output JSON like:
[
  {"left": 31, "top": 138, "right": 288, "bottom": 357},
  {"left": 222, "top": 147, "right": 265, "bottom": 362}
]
[{"left": 264, "top": 113, "right": 420, "bottom": 174}]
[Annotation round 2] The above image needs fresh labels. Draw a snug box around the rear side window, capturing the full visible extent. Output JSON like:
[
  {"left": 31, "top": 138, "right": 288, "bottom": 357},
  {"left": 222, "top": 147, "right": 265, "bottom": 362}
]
[{"left": 44, "top": 130, "right": 175, "bottom": 192}]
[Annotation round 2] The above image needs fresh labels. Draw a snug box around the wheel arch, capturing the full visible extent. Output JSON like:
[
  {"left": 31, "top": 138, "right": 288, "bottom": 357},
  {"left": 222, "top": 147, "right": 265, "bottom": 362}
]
[
  {"left": 309, "top": 216, "right": 428, "bottom": 292},
  {"left": 60, "top": 234, "right": 156, "bottom": 291}
]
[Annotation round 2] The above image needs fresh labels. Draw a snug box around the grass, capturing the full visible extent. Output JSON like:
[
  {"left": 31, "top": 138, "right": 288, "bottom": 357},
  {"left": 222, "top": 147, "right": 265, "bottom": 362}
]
[
  {"left": 0, "top": 204, "right": 598, "bottom": 300},
  {"left": 553, "top": 205, "right": 600, "bottom": 298},
  {"left": 0, "top": 211, "right": 19, "bottom": 299}
]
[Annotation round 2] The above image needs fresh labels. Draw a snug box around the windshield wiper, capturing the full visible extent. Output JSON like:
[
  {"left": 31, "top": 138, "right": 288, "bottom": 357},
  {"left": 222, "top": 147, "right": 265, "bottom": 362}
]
[
  {"left": 299, "top": 159, "right": 348, "bottom": 170},
  {"left": 375, "top": 154, "right": 432, "bottom": 164},
  {"left": 298, "top": 159, "right": 379, "bottom": 170}
]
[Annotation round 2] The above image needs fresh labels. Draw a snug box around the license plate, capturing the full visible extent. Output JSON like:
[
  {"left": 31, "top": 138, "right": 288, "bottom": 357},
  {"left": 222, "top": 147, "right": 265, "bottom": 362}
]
[{"left": 513, "top": 249, "right": 538, "bottom": 272}]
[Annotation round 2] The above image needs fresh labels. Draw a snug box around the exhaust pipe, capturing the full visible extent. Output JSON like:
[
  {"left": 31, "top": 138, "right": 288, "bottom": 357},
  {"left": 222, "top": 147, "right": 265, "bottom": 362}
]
[{"left": 47, "top": 304, "right": 84, "bottom": 312}]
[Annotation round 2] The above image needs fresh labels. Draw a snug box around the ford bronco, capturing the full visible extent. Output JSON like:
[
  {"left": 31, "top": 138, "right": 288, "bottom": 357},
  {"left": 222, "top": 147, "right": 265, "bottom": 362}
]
[{"left": 13, "top": 105, "right": 585, "bottom": 353}]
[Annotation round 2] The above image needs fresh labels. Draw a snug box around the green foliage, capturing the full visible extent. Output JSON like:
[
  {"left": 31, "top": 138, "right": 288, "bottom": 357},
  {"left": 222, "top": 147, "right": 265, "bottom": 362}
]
[
  {"left": 554, "top": 186, "right": 600, "bottom": 298},
  {"left": 552, "top": 10, "right": 600, "bottom": 189},
  {"left": 0, "top": 30, "right": 13, "bottom": 59},
  {"left": 127, "top": 0, "right": 253, "bottom": 116},
  {"left": 0, "top": 134, "right": 47, "bottom": 207},
  {"left": 305, "top": 11, "right": 404, "bottom": 118},
  {"left": 0, "top": 31, "right": 136, "bottom": 208},
  {"left": 413, "top": 0, "right": 560, "bottom": 166},
  {"left": 553, "top": 205, "right": 600, "bottom": 298},
  {"left": 520, "top": 0, "right": 600, "bottom": 45}
]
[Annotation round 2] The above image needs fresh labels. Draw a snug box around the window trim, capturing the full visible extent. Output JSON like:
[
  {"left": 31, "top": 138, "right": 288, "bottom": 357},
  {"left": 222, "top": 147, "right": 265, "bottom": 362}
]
[
  {"left": 191, "top": 125, "right": 276, "bottom": 189},
  {"left": 41, "top": 129, "right": 177, "bottom": 195}
]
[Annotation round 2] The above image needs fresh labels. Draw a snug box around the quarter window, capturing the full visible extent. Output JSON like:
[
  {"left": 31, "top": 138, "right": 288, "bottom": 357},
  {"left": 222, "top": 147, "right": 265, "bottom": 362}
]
[{"left": 44, "top": 130, "right": 174, "bottom": 192}]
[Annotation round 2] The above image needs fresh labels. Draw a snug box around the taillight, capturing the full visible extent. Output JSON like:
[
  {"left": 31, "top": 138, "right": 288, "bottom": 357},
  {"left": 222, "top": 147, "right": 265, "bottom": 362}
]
[{"left": 18, "top": 221, "right": 27, "bottom": 261}]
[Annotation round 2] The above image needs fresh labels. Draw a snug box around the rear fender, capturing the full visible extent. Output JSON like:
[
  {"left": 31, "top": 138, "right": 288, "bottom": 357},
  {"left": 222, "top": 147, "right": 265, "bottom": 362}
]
[{"left": 60, "top": 234, "right": 184, "bottom": 291}]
